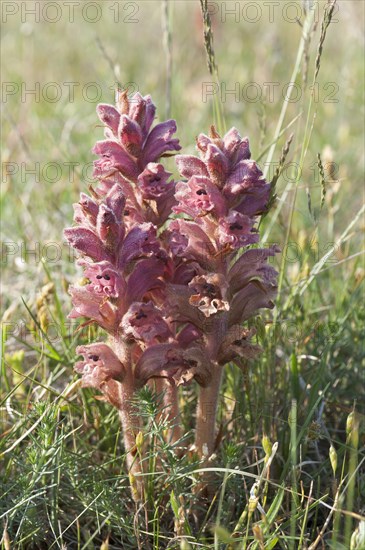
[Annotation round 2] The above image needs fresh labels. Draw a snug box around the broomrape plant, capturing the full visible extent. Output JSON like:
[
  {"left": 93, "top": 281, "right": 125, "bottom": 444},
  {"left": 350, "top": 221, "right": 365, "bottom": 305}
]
[{"left": 64, "top": 90, "right": 279, "bottom": 501}]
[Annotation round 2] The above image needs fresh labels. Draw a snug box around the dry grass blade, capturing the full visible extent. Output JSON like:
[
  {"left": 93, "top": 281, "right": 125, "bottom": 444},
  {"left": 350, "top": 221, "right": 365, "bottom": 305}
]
[
  {"left": 317, "top": 153, "right": 327, "bottom": 211},
  {"left": 265, "top": 133, "right": 294, "bottom": 216},
  {"left": 302, "top": 18, "right": 318, "bottom": 90},
  {"left": 198, "top": 0, "right": 225, "bottom": 132},
  {"left": 162, "top": 0, "right": 173, "bottom": 119},
  {"left": 199, "top": 0, "right": 217, "bottom": 76},
  {"left": 95, "top": 36, "right": 120, "bottom": 85},
  {"left": 308, "top": 487, "right": 340, "bottom": 550},
  {"left": 314, "top": 0, "right": 337, "bottom": 82},
  {"left": 298, "top": 202, "right": 365, "bottom": 295}
]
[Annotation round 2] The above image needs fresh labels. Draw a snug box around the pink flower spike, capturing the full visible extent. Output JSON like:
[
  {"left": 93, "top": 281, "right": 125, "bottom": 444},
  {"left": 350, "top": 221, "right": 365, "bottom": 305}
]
[
  {"left": 142, "top": 95, "right": 157, "bottom": 135},
  {"left": 204, "top": 143, "right": 229, "bottom": 186},
  {"left": 168, "top": 219, "right": 216, "bottom": 269},
  {"left": 235, "top": 184, "right": 271, "bottom": 217},
  {"left": 68, "top": 285, "right": 117, "bottom": 331},
  {"left": 105, "top": 184, "right": 126, "bottom": 220},
  {"left": 96, "top": 204, "right": 124, "bottom": 247},
  {"left": 126, "top": 93, "right": 157, "bottom": 136},
  {"left": 224, "top": 159, "right": 265, "bottom": 198},
  {"left": 118, "top": 222, "right": 162, "bottom": 266},
  {"left": 196, "top": 133, "right": 212, "bottom": 154},
  {"left": 79, "top": 193, "right": 99, "bottom": 221},
  {"left": 135, "top": 343, "right": 211, "bottom": 387},
  {"left": 167, "top": 229, "right": 188, "bottom": 257},
  {"left": 217, "top": 326, "right": 261, "bottom": 365},
  {"left": 223, "top": 128, "right": 251, "bottom": 163},
  {"left": 73, "top": 203, "right": 94, "bottom": 228},
  {"left": 229, "top": 280, "right": 276, "bottom": 326},
  {"left": 64, "top": 227, "right": 109, "bottom": 262},
  {"left": 176, "top": 324, "right": 203, "bottom": 347},
  {"left": 228, "top": 246, "right": 279, "bottom": 294},
  {"left": 125, "top": 258, "right": 165, "bottom": 305}
]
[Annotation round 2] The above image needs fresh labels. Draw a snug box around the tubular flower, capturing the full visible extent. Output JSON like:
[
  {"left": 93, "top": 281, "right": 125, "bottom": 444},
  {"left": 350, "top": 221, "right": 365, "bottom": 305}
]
[
  {"left": 80, "top": 260, "right": 124, "bottom": 298},
  {"left": 188, "top": 273, "right": 230, "bottom": 317},
  {"left": 121, "top": 301, "right": 172, "bottom": 344},
  {"left": 75, "top": 343, "right": 125, "bottom": 388},
  {"left": 217, "top": 211, "right": 259, "bottom": 249}
]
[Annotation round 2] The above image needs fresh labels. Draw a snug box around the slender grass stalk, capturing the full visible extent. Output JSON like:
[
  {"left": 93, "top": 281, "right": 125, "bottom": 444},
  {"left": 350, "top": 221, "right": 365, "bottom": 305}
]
[
  {"left": 331, "top": 442, "right": 347, "bottom": 548},
  {"left": 214, "top": 467, "right": 231, "bottom": 550},
  {"left": 199, "top": 0, "right": 226, "bottom": 134},
  {"left": 344, "top": 413, "right": 360, "bottom": 546},
  {"left": 162, "top": 0, "right": 173, "bottom": 120},
  {"left": 260, "top": 133, "right": 294, "bottom": 226},
  {"left": 275, "top": 1, "right": 337, "bottom": 307},
  {"left": 289, "top": 399, "right": 298, "bottom": 550},
  {"left": 263, "top": 7, "right": 315, "bottom": 180},
  {"left": 296, "top": 203, "right": 365, "bottom": 298},
  {"left": 298, "top": 480, "right": 313, "bottom": 549},
  {"left": 264, "top": 2, "right": 337, "bottom": 268},
  {"left": 308, "top": 487, "right": 341, "bottom": 550}
]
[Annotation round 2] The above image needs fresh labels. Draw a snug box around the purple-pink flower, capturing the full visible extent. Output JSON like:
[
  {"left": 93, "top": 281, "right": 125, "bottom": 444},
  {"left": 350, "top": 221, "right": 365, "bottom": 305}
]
[
  {"left": 188, "top": 273, "right": 230, "bottom": 317},
  {"left": 75, "top": 343, "right": 125, "bottom": 388},
  {"left": 121, "top": 301, "right": 171, "bottom": 344}
]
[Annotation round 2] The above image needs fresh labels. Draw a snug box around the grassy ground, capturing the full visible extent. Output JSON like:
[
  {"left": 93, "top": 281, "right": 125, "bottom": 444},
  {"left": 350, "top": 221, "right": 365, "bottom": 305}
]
[{"left": 1, "top": 1, "right": 364, "bottom": 548}]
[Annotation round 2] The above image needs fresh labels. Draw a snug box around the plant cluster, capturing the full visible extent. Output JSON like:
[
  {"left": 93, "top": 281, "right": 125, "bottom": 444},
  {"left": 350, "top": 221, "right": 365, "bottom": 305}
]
[{"left": 64, "top": 90, "right": 279, "bottom": 500}]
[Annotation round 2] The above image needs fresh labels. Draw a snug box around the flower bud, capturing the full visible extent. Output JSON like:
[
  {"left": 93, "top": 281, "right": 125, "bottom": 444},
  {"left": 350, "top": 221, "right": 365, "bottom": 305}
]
[
  {"left": 136, "top": 431, "right": 144, "bottom": 453},
  {"left": 346, "top": 411, "right": 355, "bottom": 437},
  {"left": 129, "top": 472, "right": 138, "bottom": 501},
  {"left": 262, "top": 434, "right": 272, "bottom": 462},
  {"left": 248, "top": 496, "right": 258, "bottom": 514},
  {"left": 329, "top": 444, "right": 337, "bottom": 476},
  {"left": 350, "top": 521, "right": 365, "bottom": 550},
  {"left": 252, "top": 523, "right": 264, "bottom": 544}
]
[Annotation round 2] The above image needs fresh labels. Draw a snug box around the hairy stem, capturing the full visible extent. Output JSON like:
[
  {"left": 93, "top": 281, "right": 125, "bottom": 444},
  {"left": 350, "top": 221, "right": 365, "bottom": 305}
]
[
  {"left": 117, "top": 372, "right": 144, "bottom": 501},
  {"left": 153, "top": 379, "right": 182, "bottom": 446},
  {"left": 163, "top": 381, "right": 182, "bottom": 445},
  {"left": 111, "top": 339, "right": 144, "bottom": 501},
  {"left": 195, "top": 365, "right": 223, "bottom": 458}
]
